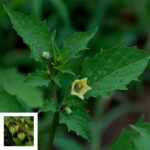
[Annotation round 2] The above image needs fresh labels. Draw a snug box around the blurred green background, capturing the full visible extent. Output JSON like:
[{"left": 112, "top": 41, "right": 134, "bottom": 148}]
[{"left": 0, "top": 0, "right": 150, "bottom": 150}]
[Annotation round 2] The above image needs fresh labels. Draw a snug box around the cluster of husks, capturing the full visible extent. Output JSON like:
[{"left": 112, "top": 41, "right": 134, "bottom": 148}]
[{"left": 4, "top": 116, "right": 34, "bottom": 146}]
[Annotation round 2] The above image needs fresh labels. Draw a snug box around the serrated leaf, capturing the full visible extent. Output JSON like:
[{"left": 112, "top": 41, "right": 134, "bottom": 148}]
[
  {"left": 60, "top": 28, "right": 97, "bottom": 64},
  {"left": 24, "top": 70, "right": 50, "bottom": 87},
  {"left": 0, "top": 85, "right": 25, "bottom": 112},
  {"left": 38, "top": 100, "right": 57, "bottom": 113},
  {"left": 112, "top": 116, "right": 150, "bottom": 150},
  {"left": 4, "top": 6, "right": 53, "bottom": 61},
  {"left": 82, "top": 44, "right": 150, "bottom": 98},
  {"left": 0, "top": 68, "right": 43, "bottom": 108},
  {"left": 59, "top": 107, "right": 91, "bottom": 142}
]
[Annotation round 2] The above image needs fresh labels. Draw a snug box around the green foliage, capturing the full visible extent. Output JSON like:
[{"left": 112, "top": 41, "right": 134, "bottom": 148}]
[
  {"left": 82, "top": 44, "right": 150, "bottom": 98},
  {"left": 54, "top": 64, "right": 75, "bottom": 76},
  {"left": 50, "top": 0, "right": 71, "bottom": 26},
  {"left": 0, "top": 68, "right": 43, "bottom": 108},
  {"left": 38, "top": 100, "right": 57, "bottom": 113},
  {"left": 62, "top": 96, "right": 85, "bottom": 107},
  {"left": 4, "top": 6, "right": 53, "bottom": 62},
  {"left": 4, "top": 5, "right": 150, "bottom": 147},
  {"left": 4, "top": 116, "right": 34, "bottom": 146},
  {"left": 24, "top": 69, "right": 50, "bottom": 87},
  {"left": 131, "top": 126, "right": 150, "bottom": 150},
  {"left": 0, "top": 85, "right": 25, "bottom": 112},
  {"left": 112, "top": 116, "right": 150, "bottom": 150},
  {"left": 59, "top": 106, "right": 91, "bottom": 142},
  {"left": 54, "top": 134, "right": 86, "bottom": 150},
  {"left": 59, "top": 28, "right": 97, "bottom": 64}
]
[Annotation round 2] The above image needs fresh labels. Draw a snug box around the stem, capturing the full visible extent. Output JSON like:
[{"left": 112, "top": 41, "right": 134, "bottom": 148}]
[
  {"left": 47, "top": 81, "right": 58, "bottom": 150},
  {"left": 52, "top": 81, "right": 57, "bottom": 102},
  {"left": 47, "top": 113, "right": 59, "bottom": 150}
]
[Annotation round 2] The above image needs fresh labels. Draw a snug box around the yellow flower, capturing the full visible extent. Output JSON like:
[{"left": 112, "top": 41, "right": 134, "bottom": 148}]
[{"left": 71, "top": 78, "right": 92, "bottom": 100}]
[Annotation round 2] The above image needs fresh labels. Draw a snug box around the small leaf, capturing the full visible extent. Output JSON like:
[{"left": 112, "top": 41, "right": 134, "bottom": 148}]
[
  {"left": 0, "top": 85, "right": 25, "bottom": 112},
  {"left": 62, "top": 96, "right": 85, "bottom": 107},
  {"left": 4, "top": 6, "right": 53, "bottom": 61},
  {"left": 52, "top": 75, "right": 62, "bottom": 87},
  {"left": 60, "top": 28, "right": 97, "bottom": 64},
  {"left": 13, "top": 138, "right": 22, "bottom": 146},
  {"left": 51, "top": 30, "right": 60, "bottom": 62},
  {"left": 82, "top": 44, "right": 150, "bottom": 98},
  {"left": 59, "top": 107, "right": 91, "bottom": 142},
  {"left": 24, "top": 70, "right": 50, "bottom": 87},
  {"left": 54, "top": 64, "right": 75, "bottom": 76},
  {"left": 38, "top": 100, "right": 57, "bottom": 113}
]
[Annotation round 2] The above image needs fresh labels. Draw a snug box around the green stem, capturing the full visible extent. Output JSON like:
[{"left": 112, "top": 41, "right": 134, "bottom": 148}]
[
  {"left": 47, "top": 81, "right": 58, "bottom": 150},
  {"left": 91, "top": 97, "right": 104, "bottom": 150},
  {"left": 47, "top": 113, "right": 59, "bottom": 150}
]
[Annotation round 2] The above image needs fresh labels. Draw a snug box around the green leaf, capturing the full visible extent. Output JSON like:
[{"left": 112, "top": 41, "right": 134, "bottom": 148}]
[
  {"left": 52, "top": 75, "right": 62, "bottom": 87},
  {"left": 4, "top": 6, "right": 53, "bottom": 61},
  {"left": 82, "top": 44, "right": 150, "bottom": 98},
  {"left": 112, "top": 116, "right": 150, "bottom": 150},
  {"left": 52, "top": 72, "right": 76, "bottom": 89},
  {"left": 59, "top": 107, "right": 91, "bottom": 142},
  {"left": 25, "top": 141, "right": 34, "bottom": 146},
  {"left": 51, "top": 30, "right": 60, "bottom": 62},
  {"left": 38, "top": 100, "right": 57, "bottom": 113},
  {"left": 62, "top": 96, "right": 85, "bottom": 107},
  {"left": 0, "top": 68, "right": 43, "bottom": 108},
  {"left": 60, "top": 28, "right": 97, "bottom": 64},
  {"left": 131, "top": 126, "right": 150, "bottom": 150},
  {"left": 13, "top": 138, "right": 22, "bottom": 145},
  {"left": 54, "top": 64, "right": 76, "bottom": 76},
  {"left": 24, "top": 70, "right": 50, "bottom": 87},
  {"left": 0, "top": 85, "right": 25, "bottom": 112}
]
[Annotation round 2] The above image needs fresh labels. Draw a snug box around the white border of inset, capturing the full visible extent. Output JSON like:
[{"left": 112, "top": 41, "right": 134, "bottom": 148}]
[{"left": 0, "top": 113, "right": 38, "bottom": 150}]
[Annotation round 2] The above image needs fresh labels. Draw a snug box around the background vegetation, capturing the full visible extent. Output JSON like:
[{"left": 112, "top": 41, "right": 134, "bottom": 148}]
[
  {"left": 4, "top": 116, "right": 34, "bottom": 146},
  {"left": 1, "top": 0, "right": 150, "bottom": 150}
]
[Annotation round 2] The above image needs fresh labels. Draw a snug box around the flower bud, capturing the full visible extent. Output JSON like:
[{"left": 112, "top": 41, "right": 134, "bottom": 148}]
[
  {"left": 18, "top": 132, "right": 25, "bottom": 141},
  {"left": 9, "top": 125, "right": 16, "bottom": 136},
  {"left": 42, "top": 51, "right": 50, "bottom": 60},
  {"left": 65, "top": 107, "right": 72, "bottom": 115}
]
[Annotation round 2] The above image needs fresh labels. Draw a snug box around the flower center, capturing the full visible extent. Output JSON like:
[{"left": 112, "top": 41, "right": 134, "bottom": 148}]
[{"left": 74, "top": 83, "right": 82, "bottom": 92}]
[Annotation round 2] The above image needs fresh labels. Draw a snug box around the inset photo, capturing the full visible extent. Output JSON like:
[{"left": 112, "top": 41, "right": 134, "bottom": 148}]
[
  {"left": 4, "top": 116, "right": 34, "bottom": 146},
  {"left": 0, "top": 113, "right": 37, "bottom": 150}
]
